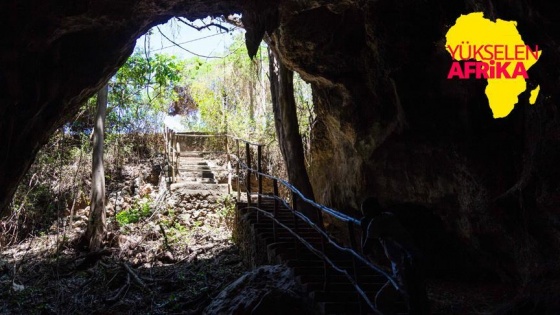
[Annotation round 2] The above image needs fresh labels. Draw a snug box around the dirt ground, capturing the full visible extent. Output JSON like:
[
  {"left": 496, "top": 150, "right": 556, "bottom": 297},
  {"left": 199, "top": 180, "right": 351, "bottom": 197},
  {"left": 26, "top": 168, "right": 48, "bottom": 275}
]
[{"left": 0, "top": 159, "right": 247, "bottom": 315}]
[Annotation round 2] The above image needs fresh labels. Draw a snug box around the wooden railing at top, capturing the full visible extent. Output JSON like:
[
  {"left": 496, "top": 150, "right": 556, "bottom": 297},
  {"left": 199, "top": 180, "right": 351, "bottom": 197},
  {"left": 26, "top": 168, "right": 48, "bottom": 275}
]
[
  {"left": 163, "top": 127, "right": 263, "bottom": 200},
  {"left": 162, "top": 128, "right": 408, "bottom": 315}
]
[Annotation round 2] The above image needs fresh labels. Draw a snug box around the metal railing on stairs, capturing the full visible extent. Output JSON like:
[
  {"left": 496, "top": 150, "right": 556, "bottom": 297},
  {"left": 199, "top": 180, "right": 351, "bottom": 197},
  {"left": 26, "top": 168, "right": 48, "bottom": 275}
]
[{"left": 163, "top": 129, "right": 406, "bottom": 314}]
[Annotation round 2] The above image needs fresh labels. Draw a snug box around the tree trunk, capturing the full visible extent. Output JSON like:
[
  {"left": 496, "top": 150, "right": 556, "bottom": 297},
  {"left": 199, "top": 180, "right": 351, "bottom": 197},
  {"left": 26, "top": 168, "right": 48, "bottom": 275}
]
[
  {"left": 85, "top": 84, "right": 108, "bottom": 251},
  {"left": 268, "top": 47, "right": 321, "bottom": 225},
  {"left": 249, "top": 66, "right": 255, "bottom": 123}
]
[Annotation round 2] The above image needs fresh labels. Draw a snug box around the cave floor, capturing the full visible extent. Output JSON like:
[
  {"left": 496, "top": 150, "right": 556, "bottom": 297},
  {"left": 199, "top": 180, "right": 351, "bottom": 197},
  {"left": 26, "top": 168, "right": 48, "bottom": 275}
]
[
  {"left": 428, "top": 278, "right": 515, "bottom": 314},
  {"left": 0, "top": 159, "right": 247, "bottom": 314},
  {"left": 0, "top": 155, "right": 518, "bottom": 315}
]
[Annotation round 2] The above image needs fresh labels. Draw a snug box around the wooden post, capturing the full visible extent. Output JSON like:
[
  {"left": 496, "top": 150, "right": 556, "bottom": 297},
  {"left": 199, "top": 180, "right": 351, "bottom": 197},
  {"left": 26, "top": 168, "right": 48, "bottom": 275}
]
[
  {"left": 257, "top": 145, "right": 263, "bottom": 208},
  {"left": 164, "top": 126, "right": 167, "bottom": 158},
  {"left": 164, "top": 127, "right": 167, "bottom": 174},
  {"left": 171, "top": 131, "right": 176, "bottom": 183},
  {"left": 273, "top": 179, "right": 279, "bottom": 243},
  {"left": 164, "top": 127, "right": 169, "bottom": 184},
  {"left": 246, "top": 142, "right": 252, "bottom": 209},
  {"left": 226, "top": 136, "right": 231, "bottom": 195},
  {"left": 292, "top": 192, "right": 299, "bottom": 258},
  {"left": 236, "top": 139, "right": 240, "bottom": 201},
  {"left": 348, "top": 221, "right": 364, "bottom": 314}
]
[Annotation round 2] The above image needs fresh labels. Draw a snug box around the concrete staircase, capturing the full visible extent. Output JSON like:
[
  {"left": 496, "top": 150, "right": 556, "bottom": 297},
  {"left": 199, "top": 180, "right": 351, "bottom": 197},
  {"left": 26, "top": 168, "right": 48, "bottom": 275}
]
[
  {"left": 170, "top": 151, "right": 227, "bottom": 194},
  {"left": 169, "top": 140, "right": 419, "bottom": 314}
]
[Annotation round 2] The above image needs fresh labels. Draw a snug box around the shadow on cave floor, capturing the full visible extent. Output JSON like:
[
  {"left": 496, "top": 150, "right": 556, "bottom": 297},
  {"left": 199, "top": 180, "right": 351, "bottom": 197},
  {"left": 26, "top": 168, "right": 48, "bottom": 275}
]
[
  {"left": 0, "top": 145, "right": 249, "bottom": 314},
  {"left": 0, "top": 179, "right": 247, "bottom": 315},
  {"left": 0, "top": 239, "right": 245, "bottom": 314}
]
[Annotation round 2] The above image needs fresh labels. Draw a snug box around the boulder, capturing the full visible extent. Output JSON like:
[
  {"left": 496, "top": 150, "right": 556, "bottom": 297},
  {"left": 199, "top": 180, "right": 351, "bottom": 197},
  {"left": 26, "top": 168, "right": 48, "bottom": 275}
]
[{"left": 203, "top": 265, "right": 315, "bottom": 315}]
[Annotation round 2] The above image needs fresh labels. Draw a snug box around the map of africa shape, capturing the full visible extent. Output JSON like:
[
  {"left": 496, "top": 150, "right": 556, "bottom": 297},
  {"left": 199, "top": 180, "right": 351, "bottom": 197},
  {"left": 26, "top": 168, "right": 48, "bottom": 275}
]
[{"left": 445, "top": 12, "right": 541, "bottom": 118}]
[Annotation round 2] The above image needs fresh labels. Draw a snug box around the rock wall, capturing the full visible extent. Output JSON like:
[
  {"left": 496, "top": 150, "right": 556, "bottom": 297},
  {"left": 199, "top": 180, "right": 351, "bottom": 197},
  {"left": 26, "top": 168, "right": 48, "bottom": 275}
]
[{"left": 260, "top": 0, "right": 560, "bottom": 307}]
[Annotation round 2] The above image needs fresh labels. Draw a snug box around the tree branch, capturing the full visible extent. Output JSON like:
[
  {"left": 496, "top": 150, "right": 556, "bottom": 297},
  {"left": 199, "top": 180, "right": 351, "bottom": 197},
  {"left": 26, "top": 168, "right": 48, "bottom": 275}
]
[
  {"left": 176, "top": 17, "right": 231, "bottom": 33},
  {"left": 156, "top": 26, "right": 222, "bottom": 59}
]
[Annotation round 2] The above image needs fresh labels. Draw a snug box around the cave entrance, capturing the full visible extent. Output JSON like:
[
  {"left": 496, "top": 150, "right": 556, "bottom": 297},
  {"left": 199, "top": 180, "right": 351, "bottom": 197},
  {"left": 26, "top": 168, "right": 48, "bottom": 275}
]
[
  {"left": 1, "top": 11, "right": 322, "bottom": 313},
  {"left": 0, "top": 15, "right": 263, "bottom": 314}
]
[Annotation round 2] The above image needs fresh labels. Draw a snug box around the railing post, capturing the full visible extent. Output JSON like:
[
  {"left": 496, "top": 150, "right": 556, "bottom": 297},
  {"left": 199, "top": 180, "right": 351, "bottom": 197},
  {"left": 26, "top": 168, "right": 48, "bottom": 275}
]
[
  {"left": 226, "top": 136, "right": 231, "bottom": 195},
  {"left": 164, "top": 126, "right": 167, "bottom": 157},
  {"left": 292, "top": 192, "right": 300, "bottom": 258},
  {"left": 236, "top": 139, "right": 241, "bottom": 201},
  {"left": 164, "top": 126, "right": 168, "bottom": 182},
  {"left": 348, "top": 221, "right": 365, "bottom": 314},
  {"left": 171, "top": 131, "right": 176, "bottom": 183},
  {"left": 175, "top": 150, "right": 179, "bottom": 183},
  {"left": 246, "top": 142, "right": 252, "bottom": 209},
  {"left": 273, "top": 179, "right": 279, "bottom": 243},
  {"left": 257, "top": 145, "right": 263, "bottom": 208},
  {"left": 321, "top": 224, "right": 330, "bottom": 292}
]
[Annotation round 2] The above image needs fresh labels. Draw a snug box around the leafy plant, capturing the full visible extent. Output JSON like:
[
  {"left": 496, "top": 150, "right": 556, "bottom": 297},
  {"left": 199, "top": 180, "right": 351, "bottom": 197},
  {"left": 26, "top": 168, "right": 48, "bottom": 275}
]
[
  {"left": 115, "top": 198, "right": 152, "bottom": 225},
  {"left": 165, "top": 222, "right": 189, "bottom": 244},
  {"left": 218, "top": 194, "right": 236, "bottom": 231}
]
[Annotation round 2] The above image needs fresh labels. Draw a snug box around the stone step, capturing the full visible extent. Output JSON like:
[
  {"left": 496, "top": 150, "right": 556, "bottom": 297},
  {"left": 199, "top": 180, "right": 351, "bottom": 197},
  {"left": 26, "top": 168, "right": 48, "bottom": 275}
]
[
  {"left": 177, "top": 174, "right": 217, "bottom": 184},
  {"left": 251, "top": 220, "right": 317, "bottom": 228},
  {"left": 256, "top": 220, "right": 319, "bottom": 228},
  {"left": 239, "top": 212, "right": 296, "bottom": 221},
  {"left": 244, "top": 212, "right": 314, "bottom": 222},
  {"left": 179, "top": 170, "right": 215, "bottom": 179},
  {"left": 178, "top": 158, "right": 208, "bottom": 163},
  {"left": 176, "top": 175, "right": 216, "bottom": 181},
  {"left": 258, "top": 230, "right": 321, "bottom": 238},
  {"left": 170, "top": 182, "right": 221, "bottom": 190},
  {"left": 261, "top": 235, "right": 324, "bottom": 245},
  {"left": 179, "top": 151, "right": 204, "bottom": 157},
  {"left": 267, "top": 242, "right": 344, "bottom": 258},
  {"left": 178, "top": 166, "right": 211, "bottom": 170},
  {"left": 243, "top": 209, "right": 320, "bottom": 223}
]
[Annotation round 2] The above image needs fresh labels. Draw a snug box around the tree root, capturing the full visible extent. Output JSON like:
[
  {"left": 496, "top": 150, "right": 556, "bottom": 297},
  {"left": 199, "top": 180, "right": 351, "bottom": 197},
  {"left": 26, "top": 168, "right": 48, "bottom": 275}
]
[
  {"left": 105, "top": 272, "right": 130, "bottom": 303},
  {"left": 122, "top": 262, "right": 152, "bottom": 293}
]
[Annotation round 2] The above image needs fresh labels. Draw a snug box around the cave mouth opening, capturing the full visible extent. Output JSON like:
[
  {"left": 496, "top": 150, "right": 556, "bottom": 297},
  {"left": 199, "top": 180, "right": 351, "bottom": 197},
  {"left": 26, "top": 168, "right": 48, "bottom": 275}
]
[{"left": 110, "top": 15, "right": 246, "bottom": 134}]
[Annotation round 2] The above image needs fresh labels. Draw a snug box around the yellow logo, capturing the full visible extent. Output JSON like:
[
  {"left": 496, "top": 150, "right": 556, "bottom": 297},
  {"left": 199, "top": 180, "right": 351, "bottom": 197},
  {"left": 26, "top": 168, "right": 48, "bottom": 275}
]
[{"left": 445, "top": 12, "right": 541, "bottom": 118}]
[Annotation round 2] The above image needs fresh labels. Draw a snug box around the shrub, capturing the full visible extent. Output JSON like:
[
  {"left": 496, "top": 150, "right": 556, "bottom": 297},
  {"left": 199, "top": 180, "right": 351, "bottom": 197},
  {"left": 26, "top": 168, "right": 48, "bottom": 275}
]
[{"left": 115, "top": 198, "right": 152, "bottom": 225}]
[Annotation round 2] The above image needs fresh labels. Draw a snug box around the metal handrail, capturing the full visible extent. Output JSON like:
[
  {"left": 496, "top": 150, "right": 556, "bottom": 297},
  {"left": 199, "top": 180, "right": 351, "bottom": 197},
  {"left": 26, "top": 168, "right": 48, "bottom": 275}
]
[
  {"left": 163, "top": 129, "right": 405, "bottom": 313},
  {"left": 173, "top": 132, "right": 263, "bottom": 147},
  {"left": 242, "top": 204, "right": 384, "bottom": 315},
  {"left": 236, "top": 159, "right": 401, "bottom": 288}
]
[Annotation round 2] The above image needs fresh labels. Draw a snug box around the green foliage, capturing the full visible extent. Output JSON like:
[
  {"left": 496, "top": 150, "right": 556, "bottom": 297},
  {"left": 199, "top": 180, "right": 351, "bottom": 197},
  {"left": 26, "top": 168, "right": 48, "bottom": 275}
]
[
  {"left": 178, "top": 34, "right": 314, "bottom": 158},
  {"left": 218, "top": 194, "right": 236, "bottom": 231},
  {"left": 5, "top": 131, "right": 90, "bottom": 245},
  {"left": 110, "top": 51, "right": 185, "bottom": 133},
  {"left": 116, "top": 197, "right": 152, "bottom": 225},
  {"left": 180, "top": 34, "right": 275, "bottom": 143},
  {"left": 157, "top": 209, "right": 189, "bottom": 245},
  {"left": 67, "top": 51, "right": 185, "bottom": 135},
  {"left": 293, "top": 73, "right": 315, "bottom": 165},
  {"left": 161, "top": 221, "right": 189, "bottom": 245}
]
